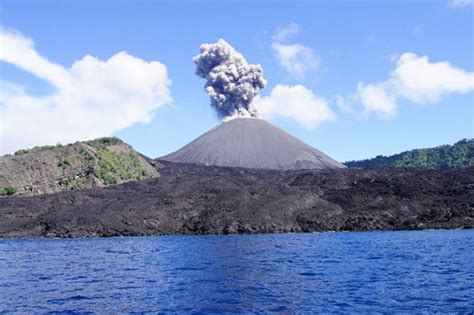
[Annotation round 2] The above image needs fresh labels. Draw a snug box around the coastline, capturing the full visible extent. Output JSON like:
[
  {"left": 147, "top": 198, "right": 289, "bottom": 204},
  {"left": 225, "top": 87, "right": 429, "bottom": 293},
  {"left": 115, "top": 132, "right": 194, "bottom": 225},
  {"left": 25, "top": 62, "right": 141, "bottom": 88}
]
[{"left": 0, "top": 226, "right": 472, "bottom": 239}]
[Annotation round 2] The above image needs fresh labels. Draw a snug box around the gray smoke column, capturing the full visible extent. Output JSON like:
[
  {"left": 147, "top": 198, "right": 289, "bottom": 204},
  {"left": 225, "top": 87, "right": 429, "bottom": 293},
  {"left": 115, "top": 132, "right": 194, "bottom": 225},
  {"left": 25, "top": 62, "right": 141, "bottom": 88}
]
[{"left": 193, "top": 39, "right": 267, "bottom": 119}]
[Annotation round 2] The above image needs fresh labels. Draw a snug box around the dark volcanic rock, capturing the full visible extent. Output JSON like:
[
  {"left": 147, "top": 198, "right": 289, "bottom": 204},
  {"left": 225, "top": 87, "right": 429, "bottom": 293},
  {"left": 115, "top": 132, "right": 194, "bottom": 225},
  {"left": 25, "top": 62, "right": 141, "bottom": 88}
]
[{"left": 0, "top": 162, "right": 472, "bottom": 238}]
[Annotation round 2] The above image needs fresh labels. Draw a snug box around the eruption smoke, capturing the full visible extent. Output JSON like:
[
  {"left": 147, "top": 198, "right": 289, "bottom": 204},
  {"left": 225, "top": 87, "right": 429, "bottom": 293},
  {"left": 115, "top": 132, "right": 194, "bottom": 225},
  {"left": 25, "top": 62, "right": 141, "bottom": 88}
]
[{"left": 193, "top": 39, "right": 267, "bottom": 119}]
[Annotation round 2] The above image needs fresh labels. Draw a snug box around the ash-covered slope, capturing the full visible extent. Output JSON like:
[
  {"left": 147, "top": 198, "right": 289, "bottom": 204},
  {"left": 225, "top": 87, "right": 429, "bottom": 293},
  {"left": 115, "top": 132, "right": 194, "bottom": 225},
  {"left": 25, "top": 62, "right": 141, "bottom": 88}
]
[{"left": 160, "top": 118, "right": 345, "bottom": 170}]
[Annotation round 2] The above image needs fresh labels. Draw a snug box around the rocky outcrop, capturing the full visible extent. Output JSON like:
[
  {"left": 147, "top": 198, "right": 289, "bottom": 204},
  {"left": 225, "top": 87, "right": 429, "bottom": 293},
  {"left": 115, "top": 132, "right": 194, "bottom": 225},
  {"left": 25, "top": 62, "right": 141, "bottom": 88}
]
[{"left": 0, "top": 162, "right": 472, "bottom": 237}]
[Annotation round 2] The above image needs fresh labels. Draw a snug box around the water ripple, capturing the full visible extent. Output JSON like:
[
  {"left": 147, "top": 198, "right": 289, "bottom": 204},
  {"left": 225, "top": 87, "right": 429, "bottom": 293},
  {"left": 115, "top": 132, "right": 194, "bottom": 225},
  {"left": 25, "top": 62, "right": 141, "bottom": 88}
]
[{"left": 0, "top": 230, "right": 473, "bottom": 313}]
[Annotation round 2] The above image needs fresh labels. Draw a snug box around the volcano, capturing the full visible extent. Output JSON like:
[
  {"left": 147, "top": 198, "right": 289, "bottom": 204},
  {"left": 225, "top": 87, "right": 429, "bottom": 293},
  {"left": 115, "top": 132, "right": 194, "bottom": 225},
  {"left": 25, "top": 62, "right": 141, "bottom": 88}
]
[{"left": 160, "top": 118, "right": 345, "bottom": 170}]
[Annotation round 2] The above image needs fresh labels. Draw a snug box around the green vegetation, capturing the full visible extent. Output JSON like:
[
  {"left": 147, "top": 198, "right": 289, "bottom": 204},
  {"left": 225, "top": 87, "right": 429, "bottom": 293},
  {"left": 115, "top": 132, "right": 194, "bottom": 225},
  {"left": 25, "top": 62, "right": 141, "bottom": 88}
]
[
  {"left": 14, "top": 145, "right": 59, "bottom": 155},
  {"left": 57, "top": 159, "right": 70, "bottom": 169},
  {"left": 11, "top": 137, "right": 119, "bottom": 156},
  {"left": 345, "top": 139, "right": 474, "bottom": 169},
  {"left": 85, "top": 165, "right": 95, "bottom": 175},
  {"left": 58, "top": 178, "right": 70, "bottom": 187},
  {"left": 90, "top": 148, "right": 149, "bottom": 184},
  {"left": 98, "top": 173, "right": 118, "bottom": 185},
  {"left": 72, "top": 182, "right": 82, "bottom": 190},
  {"left": 79, "top": 137, "right": 150, "bottom": 185},
  {"left": 79, "top": 148, "right": 95, "bottom": 162},
  {"left": 85, "top": 137, "right": 121, "bottom": 148},
  {"left": 2, "top": 136, "right": 156, "bottom": 197},
  {"left": 1, "top": 185, "right": 18, "bottom": 196}
]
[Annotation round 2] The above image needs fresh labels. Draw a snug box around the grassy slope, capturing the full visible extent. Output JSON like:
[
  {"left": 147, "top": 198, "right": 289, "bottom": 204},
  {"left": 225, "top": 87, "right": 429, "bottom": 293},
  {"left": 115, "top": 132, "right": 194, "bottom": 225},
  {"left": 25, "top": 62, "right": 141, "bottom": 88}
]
[
  {"left": 345, "top": 139, "right": 474, "bottom": 169},
  {"left": 0, "top": 137, "right": 159, "bottom": 196}
]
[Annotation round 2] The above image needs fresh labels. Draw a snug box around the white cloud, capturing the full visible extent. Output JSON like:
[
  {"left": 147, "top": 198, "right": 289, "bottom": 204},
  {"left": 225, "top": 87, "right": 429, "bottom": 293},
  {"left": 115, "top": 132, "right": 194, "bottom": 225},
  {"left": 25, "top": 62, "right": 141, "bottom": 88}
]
[
  {"left": 356, "top": 82, "right": 396, "bottom": 118},
  {"left": 355, "top": 52, "right": 474, "bottom": 118},
  {"left": 392, "top": 53, "right": 474, "bottom": 102},
  {"left": 272, "top": 23, "right": 300, "bottom": 42},
  {"left": 448, "top": 0, "right": 474, "bottom": 7},
  {"left": 0, "top": 29, "right": 172, "bottom": 154},
  {"left": 259, "top": 25, "right": 331, "bottom": 128},
  {"left": 272, "top": 23, "right": 319, "bottom": 79},
  {"left": 254, "top": 84, "right": 335, "bottom": 129},
  {"left": 272, "top": 43, "right": 319, "bottom": 79}
]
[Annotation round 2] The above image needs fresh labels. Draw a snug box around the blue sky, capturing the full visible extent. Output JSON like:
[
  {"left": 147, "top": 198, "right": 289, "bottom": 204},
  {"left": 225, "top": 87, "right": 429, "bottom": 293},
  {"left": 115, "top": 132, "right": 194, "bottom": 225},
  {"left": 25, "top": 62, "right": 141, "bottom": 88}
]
[{"left": 0, "top": 0, "right": 473, "bottom": 161}]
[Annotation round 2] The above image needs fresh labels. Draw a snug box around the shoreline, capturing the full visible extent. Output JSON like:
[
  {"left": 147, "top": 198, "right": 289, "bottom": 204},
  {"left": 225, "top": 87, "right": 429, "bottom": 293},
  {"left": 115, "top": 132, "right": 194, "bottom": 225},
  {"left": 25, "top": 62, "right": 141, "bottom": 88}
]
[
  {"left": 0, "top": 226, "right": 472, "bottom": 240},
  {"left": 0, "top": 226, "right": 474, "bottom": 241}
]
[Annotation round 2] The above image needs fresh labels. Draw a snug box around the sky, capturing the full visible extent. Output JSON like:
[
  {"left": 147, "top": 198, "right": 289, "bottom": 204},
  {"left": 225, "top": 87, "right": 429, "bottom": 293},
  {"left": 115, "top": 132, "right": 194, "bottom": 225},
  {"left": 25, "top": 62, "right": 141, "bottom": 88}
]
[{"left": 0, "top": 0, "right": 473, "bottom": 162}]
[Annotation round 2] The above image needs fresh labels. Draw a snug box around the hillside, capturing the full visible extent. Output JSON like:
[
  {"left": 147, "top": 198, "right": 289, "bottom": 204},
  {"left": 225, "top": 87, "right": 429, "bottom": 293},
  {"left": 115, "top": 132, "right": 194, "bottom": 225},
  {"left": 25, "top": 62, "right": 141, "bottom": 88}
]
[
  {"left": 345, "top": 139, "right": 473, "bottom": 169},
  {"left": 0, "top": 138, "right": 159, "bottom": 197}
]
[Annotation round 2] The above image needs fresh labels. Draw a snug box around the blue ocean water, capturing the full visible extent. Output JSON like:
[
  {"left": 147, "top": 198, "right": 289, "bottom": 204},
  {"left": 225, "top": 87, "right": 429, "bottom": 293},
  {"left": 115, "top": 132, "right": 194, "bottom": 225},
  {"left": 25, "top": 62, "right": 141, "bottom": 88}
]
[{"left": 0, "top": 230, "right": 473, "bottom": 313}]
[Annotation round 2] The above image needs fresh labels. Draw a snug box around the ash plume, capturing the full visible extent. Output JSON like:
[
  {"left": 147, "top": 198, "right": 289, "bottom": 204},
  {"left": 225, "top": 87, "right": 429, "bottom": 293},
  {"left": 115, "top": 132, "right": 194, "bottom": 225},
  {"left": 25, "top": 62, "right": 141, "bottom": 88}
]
[{"left": 193, "top": 39, "right": 267, "bottom": 119}]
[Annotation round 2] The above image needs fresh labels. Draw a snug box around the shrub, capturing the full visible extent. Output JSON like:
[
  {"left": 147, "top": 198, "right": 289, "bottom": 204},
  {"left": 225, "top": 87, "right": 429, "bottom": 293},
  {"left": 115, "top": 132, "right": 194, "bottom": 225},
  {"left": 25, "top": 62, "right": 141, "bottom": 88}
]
[
  {"left": 2, "top": 185, "right": 17, "bottom": 196},
  {"left": 85, "top": 165, "right": 95, "bottom": 175},
  {"left": 58, "top": 178, "right": 70, "bottom": 186},
  {"left": 57, "top": 159, "right": 71, "bottom": 168},
  {"left": 101, "top": 174, "right": 117, "bottom": 185}
]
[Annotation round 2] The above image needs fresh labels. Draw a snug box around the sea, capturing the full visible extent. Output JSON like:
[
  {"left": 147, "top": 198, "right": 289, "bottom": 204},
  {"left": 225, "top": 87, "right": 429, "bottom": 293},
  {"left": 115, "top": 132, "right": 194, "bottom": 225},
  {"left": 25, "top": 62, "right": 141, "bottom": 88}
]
[{"left": 1, "top": 230, "right": 473, "bottom": 313}]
